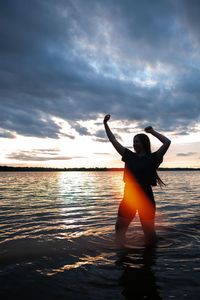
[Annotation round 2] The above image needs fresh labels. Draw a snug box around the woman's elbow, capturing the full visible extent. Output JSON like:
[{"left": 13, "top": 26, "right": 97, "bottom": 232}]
[{"left": 166, "top": 139, "right": 171, "bottom": 147}]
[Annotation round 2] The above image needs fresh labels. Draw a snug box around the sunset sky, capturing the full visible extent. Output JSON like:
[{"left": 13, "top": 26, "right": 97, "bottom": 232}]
[{"left": 0, "top": 0, "right": 200, "bottom": 168}]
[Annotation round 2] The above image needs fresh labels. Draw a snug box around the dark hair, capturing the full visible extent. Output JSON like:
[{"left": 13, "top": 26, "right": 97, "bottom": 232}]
[
  {"left": 134, "top": 133, "right": 151, "bottom": 154},
  {"left": 135, "top": 133, "right": 165, "bottom": 187}
]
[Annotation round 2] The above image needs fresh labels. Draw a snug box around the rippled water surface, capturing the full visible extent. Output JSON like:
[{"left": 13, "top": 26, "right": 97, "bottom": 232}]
[{"left": 0, "top": 171, "right": 200, "bottom": 299}]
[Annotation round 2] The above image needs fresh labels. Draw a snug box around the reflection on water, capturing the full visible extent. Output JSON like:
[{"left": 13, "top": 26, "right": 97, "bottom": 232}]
[
  {"left": 0, "top": 172, "right": 62, "bottom": 244},
  {"left": 116, "top": 246, "right": 161, "bottom": 300},
  {"left": 0, "top": 171, "right": 200, "bottom": 299}
]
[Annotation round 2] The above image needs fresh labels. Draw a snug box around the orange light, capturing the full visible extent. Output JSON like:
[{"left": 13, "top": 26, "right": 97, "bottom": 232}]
[{"left": 123, "top": 169, "right": 156, "bottom": 229}]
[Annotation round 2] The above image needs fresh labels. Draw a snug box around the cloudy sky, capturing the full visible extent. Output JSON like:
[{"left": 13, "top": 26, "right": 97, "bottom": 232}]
[{"left": 0, "top": 0, "right": 200, "bottom": 168}]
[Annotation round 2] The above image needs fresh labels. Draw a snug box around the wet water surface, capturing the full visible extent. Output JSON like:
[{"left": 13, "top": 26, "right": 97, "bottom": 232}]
[{"left": 0, "top": 171, "right": 200, "bottom": 299}]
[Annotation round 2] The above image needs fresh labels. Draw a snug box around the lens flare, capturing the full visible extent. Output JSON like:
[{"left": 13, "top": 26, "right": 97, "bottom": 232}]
[
  {"left": 123, "top": 170, "right": 155, "bottom": 220},
  {"left": 117, "top": 169, "right": 158, "bottom": 246}
]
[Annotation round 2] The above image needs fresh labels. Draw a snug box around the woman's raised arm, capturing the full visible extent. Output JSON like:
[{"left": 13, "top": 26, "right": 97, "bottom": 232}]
[
  {"left": 104, "top": 114, "right": 125, "bottom": 156},
  {"left": 145, "top": 126, "right": 171, "bottom": 158}
]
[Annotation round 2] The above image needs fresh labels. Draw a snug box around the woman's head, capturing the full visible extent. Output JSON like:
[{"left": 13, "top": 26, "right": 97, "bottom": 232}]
[{"left": 133, "top": 134, "right": 151, "bottom": 154}]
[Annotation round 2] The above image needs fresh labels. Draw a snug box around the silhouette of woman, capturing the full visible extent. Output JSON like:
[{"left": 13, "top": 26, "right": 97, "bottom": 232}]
[{"left": 103, "top": 114, "right": 171, "bottom": 246}]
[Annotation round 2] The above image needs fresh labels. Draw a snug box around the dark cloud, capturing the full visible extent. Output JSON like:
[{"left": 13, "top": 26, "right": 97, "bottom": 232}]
[
  {"left": 92, "top": 129, "right": 122, "bottom": 143},
  {"left": 0, "top": 129, "right": 15, "bottom": 138},
  {"left": 177, "top": 152, "right": 197, "bottom": 157},
  {"left": 73, "top": 123, "right": 92, "bottom": 136},
  {"left": 7, "top": 149, "right": 85, "bottom": 161},
  {"left": 177, "top": 0, "right": 200, "bottom": 47},
  {"left": 0, "top": 106, "right": 62, "bottom": 138},
  {"left": 92, "top": 130, "right": 107, "bottom": 143},
  {"left": 0, "top": 0, "right": 200, "bottom": 139}
]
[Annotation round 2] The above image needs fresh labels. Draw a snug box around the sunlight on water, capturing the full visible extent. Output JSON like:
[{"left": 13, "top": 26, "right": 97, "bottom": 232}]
[{"left": 0, "top": 171, "right": 200, "bottom": 299}]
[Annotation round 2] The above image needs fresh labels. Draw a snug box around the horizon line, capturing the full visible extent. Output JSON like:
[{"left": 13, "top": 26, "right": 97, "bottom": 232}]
[{"left": 0, "top": 166, "right": 200, "bottom": 172}]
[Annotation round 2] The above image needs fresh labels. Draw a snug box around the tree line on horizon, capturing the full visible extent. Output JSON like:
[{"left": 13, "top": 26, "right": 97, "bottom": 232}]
[{"left": 0, "top": 166, "right": 199, "bottom": 172}]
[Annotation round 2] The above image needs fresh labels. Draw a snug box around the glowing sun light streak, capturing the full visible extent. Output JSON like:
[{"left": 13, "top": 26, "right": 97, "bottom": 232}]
[
  {"left": 119, "top": 169, "right": 161, "bottom": 245},
  {"left": 123, "top": 170, "right": 155, "bottom": 219}
]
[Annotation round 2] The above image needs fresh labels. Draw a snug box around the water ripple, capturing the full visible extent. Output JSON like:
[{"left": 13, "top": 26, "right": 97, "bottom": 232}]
[{"left": 0, "top": 171, "right": 200, "bottom": 299}]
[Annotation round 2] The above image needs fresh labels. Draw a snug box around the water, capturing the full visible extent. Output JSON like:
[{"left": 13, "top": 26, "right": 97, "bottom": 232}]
[{"left": 0, "top": 171, "right": 200, "bottom": 299}]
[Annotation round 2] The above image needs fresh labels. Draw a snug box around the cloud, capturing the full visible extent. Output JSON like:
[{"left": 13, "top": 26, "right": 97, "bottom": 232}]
[
  {"left": 0, "top": 0, "right": 200, "bottom": 140},
  {"left": 94, "top": 153, "right": 112, "bottom": 155},
  {"left": 92, "top": 130, "right": 107, "bottom": 143},
  {"left": 92, "top": 129, "right": 123, "bottom": 143},
  {"left": 62, "top": 133, "right": 75, "bottom": 140},
  {"left": 7, "top": 149, "right": 85, "bottom": 161},
  {"left": 177, "top": 0, "right": 200, "bottom": 47},
  {"left": 0, "top": 107, "right": 63, "bottom": 138},
  {"left": 177, "top": 152, "right": 197, "bottom": 157},
  {"left": 0, "top": 129, "right": 15, "bottom": 138},
  {"left": 73, "top": 123, "right": 92, "bottom": 136}
]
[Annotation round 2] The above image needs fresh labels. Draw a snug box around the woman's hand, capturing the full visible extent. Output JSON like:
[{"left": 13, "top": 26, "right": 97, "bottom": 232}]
[
  {"left": 103, "top": 114, "right": 125, "bottom": 156},
  {"left": 104, "top": 114, "right": 110, "bottom": 124},
  {"left": 145, "top": 126, "right": 154, "bottom": 134}
]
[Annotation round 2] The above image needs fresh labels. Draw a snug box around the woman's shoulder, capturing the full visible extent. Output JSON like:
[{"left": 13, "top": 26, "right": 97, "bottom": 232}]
[
  {"left": 122, "top": 148, "right": 137, "bottom": 161},
  {"left": 126, "top": 148, "right": 137, "bottom": 156}
]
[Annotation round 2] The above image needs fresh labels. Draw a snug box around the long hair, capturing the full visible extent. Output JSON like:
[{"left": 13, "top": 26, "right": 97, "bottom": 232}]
[
  {"left": 135, "top": 134, "right": 165, "bottom": 187},
  {"left": 135, "top": 134, "right": 151, "bottom": 154}
]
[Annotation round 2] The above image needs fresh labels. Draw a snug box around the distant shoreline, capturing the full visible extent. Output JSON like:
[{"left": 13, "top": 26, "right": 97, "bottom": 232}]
[{"left": 0, "top": 166, "right": 200, "bottom": 172}]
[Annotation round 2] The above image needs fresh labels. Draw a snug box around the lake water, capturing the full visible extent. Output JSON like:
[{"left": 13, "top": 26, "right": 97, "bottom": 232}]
[{"left": 0, "top": 171, "right": 200, "bottom": 299}]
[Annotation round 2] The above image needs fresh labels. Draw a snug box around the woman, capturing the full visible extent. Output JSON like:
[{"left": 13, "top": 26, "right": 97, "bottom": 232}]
[{"left": 103, "top": 114, "right": 171, "bottom": 246}]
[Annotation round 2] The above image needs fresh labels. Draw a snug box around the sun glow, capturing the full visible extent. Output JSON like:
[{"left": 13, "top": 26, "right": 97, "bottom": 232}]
[{"left": 0, "top": 117, "right": 199, "bottom": 169}]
